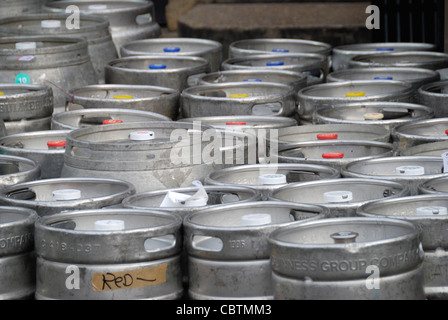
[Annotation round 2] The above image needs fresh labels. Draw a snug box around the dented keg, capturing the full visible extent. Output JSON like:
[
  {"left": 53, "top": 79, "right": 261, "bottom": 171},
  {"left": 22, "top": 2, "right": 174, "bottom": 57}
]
[
  {"left": 418, "top": 80, "right": 448, "bottom": 118},
  {"left": 0, "top": 154, "right": 40, "bottom": 188},
  {"left": 43, "top": 0, "right": 161, "bottom": 52},
  {"left": 0, "top": 13, "right": 118, "bottom": 82},
  {"left": 341, "top": 156, "right": 446, "bottom": 195},
  {"left": 34, "top": 208, "right": 183, "bottom": 300},
  {"left": 314, "top": 102, "right": 434, "bottom": 132},
  {"left": 180, "top": 82, "right": 298, "bottom": 118},
  {"left": 51, "top": 108, "right": 171, "bottom": 130},
  {"left": 183, "top": 201, "right": 329, "bottom": 300},
  {"left": 0, "top": 206, "right": 37, "bottom": 300},
  {"left": 357, "top": 194, "right": 448, "bottom": 299},
  {"left": 332, "top": 42, "right": 436, "bottom": 71},
  {"left": 65, "top": 84, "right": 180, "bottom": 120},
  {"left": 0, "top": 177, "right": 135, "bottom": 216},
  {"left": 297, "top": 80, "right": 414, "bottom": 122},
  {"left": 0, "top": 130, "right": 70, "bottom": 179},
  {"left": 120, "top": 37, "right": 223, "bottom": 73},
  {"left": 268, "top": 178, "right": 409, "bottom": 217},
  {"left": 269, "top": 217, "right": 425, "bottom": 300},
  {"left": 205, "top": 163, "right": 340, "bottom": 200},
  {"left": 105, "top": 55, "right": 210, "bottom": 91}
]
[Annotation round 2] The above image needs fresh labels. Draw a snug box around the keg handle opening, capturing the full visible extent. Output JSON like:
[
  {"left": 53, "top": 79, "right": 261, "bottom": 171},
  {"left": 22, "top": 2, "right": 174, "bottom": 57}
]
[
  {"left": 191, "top": 235, "right": 223, "bottom": 252},
  {"left": 144, "top": 234, "right": 176, "bottom": 252},
  {"left": 6, "top": 187, "right": 36, "bottom": 200},
  {"left": 251, "top": 102, "right": 283, "bottom": 116}
]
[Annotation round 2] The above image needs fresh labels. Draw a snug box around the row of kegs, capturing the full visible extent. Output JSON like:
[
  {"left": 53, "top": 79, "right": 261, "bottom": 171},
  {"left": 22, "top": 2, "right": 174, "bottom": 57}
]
[{"left": 2, "top": 0, "right": 448, "bottom": 301}]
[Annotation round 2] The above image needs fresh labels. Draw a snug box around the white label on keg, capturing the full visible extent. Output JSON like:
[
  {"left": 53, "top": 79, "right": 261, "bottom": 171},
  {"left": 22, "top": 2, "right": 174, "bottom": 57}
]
[
  {"left": 442, "top": 152, "right": 448, "bottom": 173},
  {"left": 160, "top": 180, "right": 208, "bottom": 207}
]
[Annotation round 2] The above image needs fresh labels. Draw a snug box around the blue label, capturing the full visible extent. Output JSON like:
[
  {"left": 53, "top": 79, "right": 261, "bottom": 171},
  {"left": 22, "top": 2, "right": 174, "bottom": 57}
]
[
  {"left": 163, "top": 47, "right": 181, "bottom": 52},
  {"left": 272, "top": 48, "right": 289, "bottom": 53},
  {"left": 374, "top": 76, "right": 393, "bottom": 80},
  {"left": 14, "top": 73, "right": 30, "bottom": 84},
  {"left": 243, "top": 78, "right": 262, "bottom": 82},
  {"left": 149, "top": 64, "right": 167, "bottom": 69},
  {"left": 376, "top": 48, "right": 394, "bottom": 51},
  {"left": 266, "top": 61, "right": 284, "bottom": 66}
]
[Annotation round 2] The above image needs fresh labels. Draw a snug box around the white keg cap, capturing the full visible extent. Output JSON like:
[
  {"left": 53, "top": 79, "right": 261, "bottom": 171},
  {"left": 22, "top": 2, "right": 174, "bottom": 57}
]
[
  {"left": 94, "top": 219, "right": 125, "bottom": 231},
  {"left": 416, "top": 206, "right": 448, "bottom": 216},
  {"left": 130, "top": 131, "right": 155, "bottom": 141},
  {"left": 257, "top": 174, "right": 287, "bottom": 185},
  {"left": 52, "top": 189, "right": 81, "bottom": 201},
  {"left": 15, "top": 42, "right": 36, "bottom": 50},
  {"left": 363, "top": 112, "right": 384, "bottom": 120},
  {"left": 323, "top": 190, "right": 353, "bottom": 203},
  {"left": 160, "top": 180, "right": 209, "bottom": 207},
  {"left": 88, "top": 4, "right": 108, "bottom": 10},
  {"left": 395, "top": 166, "right": 425, "bottom": 175},
  {"left": 41, "top": 20, "right": 61, "bottom": 28},
  {"left": 241, "top": 213, "right": 272, "bottom": 226}
]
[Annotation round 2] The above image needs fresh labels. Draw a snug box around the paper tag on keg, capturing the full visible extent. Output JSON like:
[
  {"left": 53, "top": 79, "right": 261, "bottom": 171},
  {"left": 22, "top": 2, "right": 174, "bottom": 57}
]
[
  {"left": 160, "top": 180, "right": 208, "bottom": 207},
  {"left": 442, "top": 152, "right": 448, "bottom": 173}
]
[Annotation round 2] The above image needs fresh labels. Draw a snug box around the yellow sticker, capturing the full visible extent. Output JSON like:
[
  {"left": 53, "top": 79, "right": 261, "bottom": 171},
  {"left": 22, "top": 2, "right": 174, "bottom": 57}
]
[
  {"left": 0, "top": 92, "right": 3, "bottom": 96},
  {"left": 345, "top": 91, "right": 365, "bottom": 97},
  {"left": 113, "top": 95, "right": 133, "bottom": 99},
  {"left": 229, "top": 93, "right": 249, "bottom": 98},
  {"left": 91, "top": 263, "right": 167, "bottom": 291}
]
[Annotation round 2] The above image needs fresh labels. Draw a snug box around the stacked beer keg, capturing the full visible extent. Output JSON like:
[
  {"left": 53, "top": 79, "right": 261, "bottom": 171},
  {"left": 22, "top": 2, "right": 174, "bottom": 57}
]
[{"left": 2, "top": 1, "right": 448, "bottom": 301}]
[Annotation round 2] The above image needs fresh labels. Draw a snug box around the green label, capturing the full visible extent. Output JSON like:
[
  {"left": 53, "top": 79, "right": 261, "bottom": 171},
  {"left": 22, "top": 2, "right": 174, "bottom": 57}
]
[{"left": 14, "top": 73, "right": 31, "bottom": 84}]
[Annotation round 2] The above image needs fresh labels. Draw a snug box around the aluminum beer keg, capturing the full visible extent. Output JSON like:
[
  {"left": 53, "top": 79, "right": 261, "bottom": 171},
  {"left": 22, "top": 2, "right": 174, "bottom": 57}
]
[
  {"left": 65, "top": 84, "right": 180, "bottom": 120},
  {"left": 341, "top": 156, "right": 446, "bottom": 195},
  {"left": 34, "top": 208, "right": 183, "bottom": 300},
  {"left": 0, "top": 84, "right": 54, "bottom": 135},
  {"left": 419, "top": 176, "right": 448, "bottom": 195},
  {"left": 0, "top": 130, "right": 70, "bottom": 179},
  {"left": 0, "top": 206, "right": 37, "bottom": 300},
  {"left": 0, "top": 36, "right": 97, "bottom": 114},
  {"left": 120, "top": 37, "right": 223, "bottom": 73},
  {"left": 401, "top": 140, "right": 448, "bottom": 157},
  {"left": 392, "top": 118, "right": 448, "bottom": 155},
  {"left": 268, "top": 178, "right": 409, "bottom": 217},
  {"left": 204, "top": 163, "right": 340, "bottom": 200},
  {"left": 0, "top": 177, "right": 135, "bottom": 216},
  {"left": 0, "top": 13, "right": 118, "bottom": 83},
  {"left": 193, "top": 69, "right": 308, "bottom": 94},
  {"left": 0, "top": 0, "right": 46, "bottom": 18},
  {"left": 180, "top": 82, "right": 298, "bottom": 118},
  {"left": 269, "top": 217, "right": 425, "bottom": 300},
  {"left": 43, "top": 0, "right": 161, "bottom": 52},
  {"left": 357, "top": 194, "right": 448, "bottom": 299},
  {"left": 297, "top": 80, "right": 414, "bottom": 122},
  {"left": 221, "top": 53, "right": 328, "bottom": 85},
  {"left": 418, "top": 80, "right": 448, "bottom": 118},
  {"left": 105, "top": 55, "right": 210, "bottom": 91},
  {"left": 332, "top": 42, "right": 436, "bottom": 71},
  {"left": 51, "top": 108, "right": 171, "bottom": 130},
  {"left": 314, "top": 102, "right": 434, "bottom": 133},
  {"left": 0, "top": 154, "right": 40, "bottom": 188},
  {"left": 183, "top": 201, "right": 329, "bottom": 300},
  {"left": 348, "top": 51, "right": 448, "bottom": 71}
]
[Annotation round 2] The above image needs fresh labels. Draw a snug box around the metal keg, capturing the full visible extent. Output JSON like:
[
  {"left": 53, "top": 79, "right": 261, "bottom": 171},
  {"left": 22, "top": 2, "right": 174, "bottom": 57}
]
[
  {"left": 297, "top": 80, "right": 414, "bottom": 122},
  {"left": 221, "top": 53, "right": 329, "bottom": 85},
  {"left": 193, "top": 69, "right": 308, "bottom": 94},
  {"left": 180, "top": 82, "right": 298, "bottom": 118},
  {"left": 0, "top": 83, "right": 54, "bottom": 134},
  {"left": 268, "top": 178, "right": 409, "bottom": 217},
  {"left": 0, "top": 0, "right": 46, "bottom": 18},
  {"left": 341, "top": 156, "right": 446, "bottom": 195},
  {"left": 357, "top": 194, "right": 448, "bottom": 299},
  {"left": 34, "top": 208, "right": 183, "bottom": 300},
  {"left": 120, "top": 37, "right": 223, "bottom": 73},
  {"left": 269, "top": 217, "right": 425, "bottom": 300},
  {"left": 314, "top": 102, "right": 434, "bottom": 133},
  {"left": 105, "top": 55, "right": 210, "bottom": 91},
  {"left": 42, "top": 0, "right": 161, "bottom": 52},
  {"left": 419, "top": 176, "right": 448, "bottom": 195},
  {"left": 204, "top": 163, "right": 340, "bottom": 200},
  {"left": 348, "top": 51, "right": 448, "bottom": 71},
  {"left": 183, "top": 201, "right": 329, "bottom": 300},
  {"left": 0, "top": 13, "right": 118, "bottom": 83},
  {"left": 401, "top": 140, "right": 448, "bottom": 157},
  {"left": 332, "top": 42, "right": 436, "bottom": 71},
  {"left": 0, "top": 36, "right": 98, "bottom": 114},
  {"left": 65, "top": 84, "right": 180, "bottom": 120},
  {"left": 0, "top": 130, "right": 70, "bottom": 179},
  {"left": 392, "top": 118, "right": 448, "bottom": 155},
  {"left": 0, "top": 177, "right": 135, "bottom": 216},
  {"left": 0, "top": 154, "right": 40, "bottom": 188},
  {"left": 418, "top": 80, "right": 448, "bottom": 118},
  {"left": 0, "top": 206, "right": 37, "bottom": 300},
  {"left": 122, "top": 185, "right": 261, "bottom": 218},
  {"left": 60, "top": 122, "right": 250, "bottom": 193},
  {"left": 51, "top": 108, "right": 171, "bottom": 130}
]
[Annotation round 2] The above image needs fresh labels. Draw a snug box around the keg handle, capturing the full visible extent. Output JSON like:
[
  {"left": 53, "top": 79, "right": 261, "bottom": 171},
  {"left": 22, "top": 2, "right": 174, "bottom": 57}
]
[{"left": 251, "top": 101, "right": 284, "bottom": 116}]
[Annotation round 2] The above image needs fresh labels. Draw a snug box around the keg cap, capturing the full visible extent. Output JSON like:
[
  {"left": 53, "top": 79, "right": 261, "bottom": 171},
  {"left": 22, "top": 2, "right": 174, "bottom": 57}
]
[
  {"left": 149, "top": 64, "right": 167, "bottom": 69},
  {"left": 266, "top": 61, "right": 285, "bottom": 66},
  {"left": 41, "top": 20, "right": 61, "bottom": 28},
  {"left": 416, "top": 206, "right": 448, "bottom": 216},
  {"left": 226, "top": 122, "right": 246, "bottom": 125},
  {"left": 160, "top": 180, "right": 209, "bottom": 207},
  {"left": 374, "top": 76, "right": 393, "bottom": 80},
  {"left": 258, "top": 174, "right": 287, "bottom": 185},
  {"left": 330, "top": 231, "right": 359, "bottom": 243},
  {"left": 376, "top": 47, "right": 394, "bottom": 51},
  {"left": 322, "top": 152, "right": 344, "bottom": 159},
  {"left": 317, "top": 133, "right": 338, "bottom": 140},
  {"left": 229, "top": 93, "right": 249, "bottom": 98},
  {"left": 243, "top": 78, "right": 262, "bottom": 82},
  {"left": 395, "top": 165, "right": 425, "bottom": 175},
  {"left": 47, "top": 140, "right": 66, "bottom": 148},
  {"left": 272, "top": 48, "right": 290, "bottom": 53},
  {"left": 88, "top": 4, "right": 108, "bottom": 10},
  {"left": 52, "top": 189, "right": 82, "bottom": 201},
  {"left": 241, "top": 213, "right": 272, "bottom": 226},
  {"left": 0, "top": 92, "right": 3, "bottom": 96},
  {"left": 364, "top": 112, "right": 384, "bottom": 120},
  {"left": 103, "top": 119, "right": 123, "bottom": 124},
  {"left": 113, "top": 95, "right": 133, "bottom": 99},
  {"left": 94, "top": 219, "right": 125, "bottom": 231},
  {"left": 130, "top": 131, "right": 155, "bottom": 141},
  {"left": 445, "top": 129, "right": 448, "bottom": 135},
  {"left": 15, "top": 42, "right": 37, "bottom": 50},
  {"left": 163, "top": 47, "right": 181, "bottom": 52},
  {"left": 323, "top": 190, "right": 353, "bottom": 203},
  {"left": 345, "top": 91, "right": 365, "bottom": 97}
]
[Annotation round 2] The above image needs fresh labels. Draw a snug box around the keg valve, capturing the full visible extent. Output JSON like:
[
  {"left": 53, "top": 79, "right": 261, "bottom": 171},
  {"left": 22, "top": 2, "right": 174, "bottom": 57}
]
[{"left": 330, "top": 231, "right": 359, "bottom": 243}]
